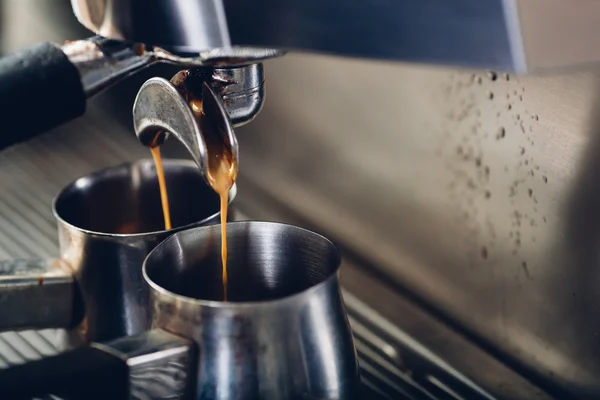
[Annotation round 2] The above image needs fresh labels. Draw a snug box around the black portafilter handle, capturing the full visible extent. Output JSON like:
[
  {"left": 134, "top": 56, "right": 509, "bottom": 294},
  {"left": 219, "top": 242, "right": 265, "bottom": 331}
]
[
  {"left": 0, "top": 42, "right": 86, "bottom": 149},
  {"left": 0, "top": 346, "right": 128, "bottom": 400}
]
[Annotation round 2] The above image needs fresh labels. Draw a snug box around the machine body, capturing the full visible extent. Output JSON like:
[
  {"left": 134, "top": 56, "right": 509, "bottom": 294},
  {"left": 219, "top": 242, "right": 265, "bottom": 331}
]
[
  {"left": 72, "top": 0, "right": 600, "bottom": 73},
  {"left": 3, "top": 0, "right": 600, "bottom": 149}
]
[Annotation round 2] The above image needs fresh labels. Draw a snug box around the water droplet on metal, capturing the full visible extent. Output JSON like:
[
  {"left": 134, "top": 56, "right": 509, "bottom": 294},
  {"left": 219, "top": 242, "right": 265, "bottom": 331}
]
[
  {"left": 481, "top": 246, "right": 489, "bottom": 259},
  {"left": 488, "top": 91, "right": 494, "bottom": 100},
  {"left": 543, "top": 176, "right": 548, "bottom": 183},
  {"left": 528, "top": 188, "right": 533, "bottom": 197},
  {"left": 488, "top": 71, "right": 498, "bottom": 81},
  {"left": 496, "top": 127, "right": 506, "bottom": 139}
]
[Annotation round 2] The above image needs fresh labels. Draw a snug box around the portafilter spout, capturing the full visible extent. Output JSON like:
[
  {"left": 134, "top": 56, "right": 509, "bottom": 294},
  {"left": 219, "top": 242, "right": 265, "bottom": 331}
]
[{"left": 133, "top": 70, "right": 239, "bottom": 183}]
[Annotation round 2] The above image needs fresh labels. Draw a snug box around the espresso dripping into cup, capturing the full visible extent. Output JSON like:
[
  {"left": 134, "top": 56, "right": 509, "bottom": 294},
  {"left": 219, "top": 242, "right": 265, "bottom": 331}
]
[{"left": 134, "top": 71, "right": 239, "bottom": 301}]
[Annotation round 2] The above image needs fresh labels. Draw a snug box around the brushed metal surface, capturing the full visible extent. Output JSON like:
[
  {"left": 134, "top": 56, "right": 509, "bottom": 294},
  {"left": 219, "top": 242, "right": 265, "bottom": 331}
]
[
  {"left": 69, "top": 0, "right": 600, "bottom": 72},
  {"left": 70, "top": 0, "right": 515, "bottom": 70},
  {"left": 236, "top": 181, "right": 554, "bottom": 400},
  {"left": 236, "top": 54, "right": 600, "bottom": 398}
]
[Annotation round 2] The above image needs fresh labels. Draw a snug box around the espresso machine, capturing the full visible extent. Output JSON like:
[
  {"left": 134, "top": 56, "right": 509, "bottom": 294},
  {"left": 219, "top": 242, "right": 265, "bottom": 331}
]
[{"left": 2, "top": 0, "right": 600, "bottom": 399}]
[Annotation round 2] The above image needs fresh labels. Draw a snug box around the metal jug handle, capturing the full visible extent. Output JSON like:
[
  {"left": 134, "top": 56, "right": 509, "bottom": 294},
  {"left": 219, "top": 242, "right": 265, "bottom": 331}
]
[
  {"left": 0, "top": 259, "right": 76, "bottom": 331},
  {"left": 0, "top": 329, "right": 196, "bottom": 400}
]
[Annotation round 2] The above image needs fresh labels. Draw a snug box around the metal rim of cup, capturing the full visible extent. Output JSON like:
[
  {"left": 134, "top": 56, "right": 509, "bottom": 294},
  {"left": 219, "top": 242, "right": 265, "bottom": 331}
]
[
  {"left": 51, "top": 158, "right": 236, "bottom": 238},
  {"left": 142, "top": 221, "right": 343, "bottom": 308}
]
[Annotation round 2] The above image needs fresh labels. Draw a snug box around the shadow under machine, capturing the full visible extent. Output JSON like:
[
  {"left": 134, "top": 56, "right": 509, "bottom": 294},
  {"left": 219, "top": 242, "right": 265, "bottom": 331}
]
[{"left": 2, "top": 0, "right": 600, "bottom": 399}]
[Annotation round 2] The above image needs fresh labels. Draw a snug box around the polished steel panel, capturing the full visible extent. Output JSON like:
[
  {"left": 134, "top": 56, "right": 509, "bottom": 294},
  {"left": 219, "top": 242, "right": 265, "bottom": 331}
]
[
  {"left": 225, "top": 0, "right": 517, "bottom": 71},
  {"left": 237, "top": 54, "right": 600, "bottom": 398},
  {"left": 70, "top": 0, "right": 516, "bottom": 70},
  {"left": 70, "top": 0, "right": 600, "bottom": 72},
  {"left": 236, "top": 180, "right": 554, "bottom": 400}
]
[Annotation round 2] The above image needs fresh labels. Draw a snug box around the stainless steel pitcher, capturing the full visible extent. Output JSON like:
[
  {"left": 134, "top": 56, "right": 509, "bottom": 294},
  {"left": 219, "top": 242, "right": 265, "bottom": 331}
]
[
  {"left": 0, "top": 158, "right": 235, "bottom": 347},
  {"left": 0, "top": 221, "right": 360, "bottom": 400}
]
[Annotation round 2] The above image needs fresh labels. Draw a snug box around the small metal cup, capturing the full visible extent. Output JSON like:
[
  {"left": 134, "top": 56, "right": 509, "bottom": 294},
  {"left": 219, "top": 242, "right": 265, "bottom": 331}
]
[
  {"left": 145, "top": 221, "right": 360, "bottom": 399},
  {"left": 0, "top": 222, "right": 361, "bottom": 400},
  {"left": 0, "top": 158, "right": 236, "bottom": 347}
]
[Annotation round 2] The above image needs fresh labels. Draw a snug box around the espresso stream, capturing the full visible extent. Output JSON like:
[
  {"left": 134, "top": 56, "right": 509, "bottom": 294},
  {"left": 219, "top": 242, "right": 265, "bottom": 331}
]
[
  {"left": 149, "top": 145, "right": 172, "bottom": 230},
  {"left": 150, "top": 99, "right": 236, "bottom": 301}
]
